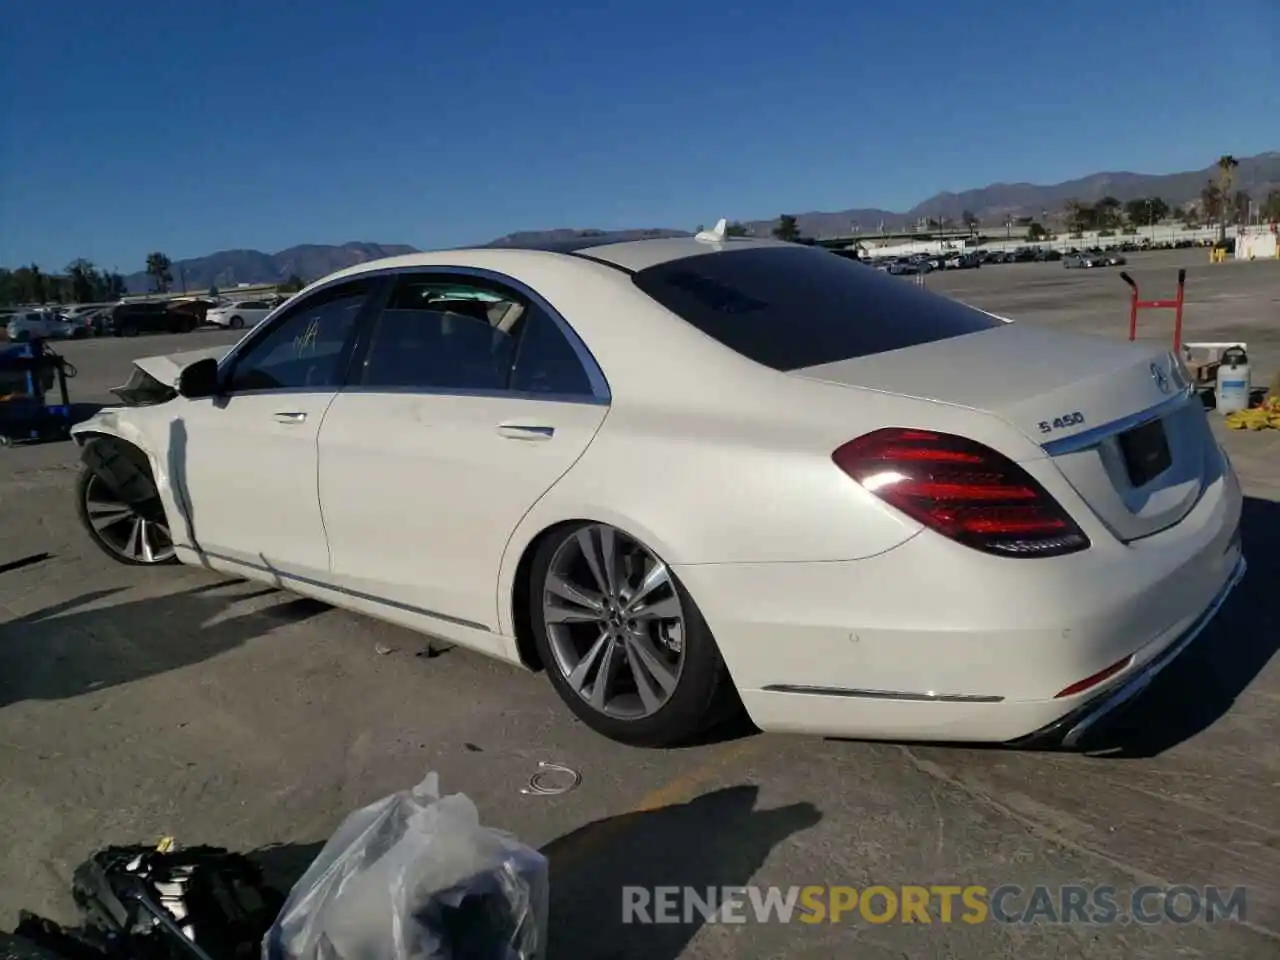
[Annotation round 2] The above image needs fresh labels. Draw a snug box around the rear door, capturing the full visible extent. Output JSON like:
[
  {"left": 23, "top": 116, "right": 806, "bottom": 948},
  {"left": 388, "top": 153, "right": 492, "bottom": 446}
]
[{"left": 316, "top": 268, "right": 609, "bottom": 632}]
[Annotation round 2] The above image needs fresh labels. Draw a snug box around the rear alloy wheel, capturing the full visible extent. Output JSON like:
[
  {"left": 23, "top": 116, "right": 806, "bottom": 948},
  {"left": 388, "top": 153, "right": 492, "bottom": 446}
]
[
  {"left": 529, "top": 522, "right": 735, "bottom": 747},
  {"left": 76, "top": 465, "right": 178, "bottom": 566}
]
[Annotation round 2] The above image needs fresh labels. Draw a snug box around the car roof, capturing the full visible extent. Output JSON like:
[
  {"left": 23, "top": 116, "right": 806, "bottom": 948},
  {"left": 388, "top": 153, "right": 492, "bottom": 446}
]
[{"left": 315, "top": 235, "right": 798, "bottom": 289}]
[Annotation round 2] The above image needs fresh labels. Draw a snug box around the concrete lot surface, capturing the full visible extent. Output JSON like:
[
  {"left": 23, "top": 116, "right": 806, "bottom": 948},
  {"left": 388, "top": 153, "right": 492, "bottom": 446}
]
[{"left": 1, "top": 250, "right": 1278, "bottom": 958}]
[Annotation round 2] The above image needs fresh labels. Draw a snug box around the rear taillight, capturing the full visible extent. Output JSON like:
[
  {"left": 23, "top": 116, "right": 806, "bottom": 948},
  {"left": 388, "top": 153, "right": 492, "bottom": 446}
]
[{"left": 833, "top": 427, "right": 1089, "bottom": 558}]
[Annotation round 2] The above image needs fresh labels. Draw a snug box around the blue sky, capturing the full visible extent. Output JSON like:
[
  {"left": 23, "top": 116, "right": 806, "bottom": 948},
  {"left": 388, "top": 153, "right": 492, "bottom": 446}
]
[{"left": 2, "top": 0, "right": 1276, "bottom": 273}]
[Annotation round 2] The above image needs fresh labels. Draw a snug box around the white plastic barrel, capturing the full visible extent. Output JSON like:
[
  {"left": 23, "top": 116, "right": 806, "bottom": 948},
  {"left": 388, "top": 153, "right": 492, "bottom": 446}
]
[{"left": 1215, "top": 346, "right": 1250, "bottom": 415}]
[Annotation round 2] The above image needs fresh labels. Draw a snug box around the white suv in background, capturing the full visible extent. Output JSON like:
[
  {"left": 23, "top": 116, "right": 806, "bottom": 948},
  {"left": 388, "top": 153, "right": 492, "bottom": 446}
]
[
  {"left": 206, "top": 300, "right": 273, "bottom": 330},
  {"left": 4, "top": 310, "right": 78, "bottom": 341}
]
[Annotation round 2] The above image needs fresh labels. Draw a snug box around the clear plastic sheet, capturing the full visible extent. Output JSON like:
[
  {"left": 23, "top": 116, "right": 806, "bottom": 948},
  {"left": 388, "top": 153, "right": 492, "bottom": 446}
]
[{"left": 263, "top": 772, "right": 548, "bottom": 960}]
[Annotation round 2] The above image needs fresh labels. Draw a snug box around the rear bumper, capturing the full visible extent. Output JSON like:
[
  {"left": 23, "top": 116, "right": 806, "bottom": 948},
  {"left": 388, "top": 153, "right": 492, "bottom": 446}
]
[
  {"left": 1009, "top": 552, "right": 1246, "bottom": 747},
  {"left": 673, "top": 457, "right": 1244, "bottom": 744}
]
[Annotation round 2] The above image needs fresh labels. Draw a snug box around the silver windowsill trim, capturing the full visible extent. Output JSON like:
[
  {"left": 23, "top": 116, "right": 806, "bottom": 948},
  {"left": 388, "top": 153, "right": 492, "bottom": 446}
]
[
  {"left": 1040, "top": 386, "right": 1193, "bottom": 457},
  {"left": 760, "top": 684, "right": 1005, "bottom": 704}
]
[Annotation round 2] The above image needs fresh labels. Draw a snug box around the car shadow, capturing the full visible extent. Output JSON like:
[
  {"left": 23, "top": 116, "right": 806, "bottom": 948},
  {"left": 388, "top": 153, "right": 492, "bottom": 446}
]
[
  {"left": 0, "top": 580, "right": 329, "bottom": 708},
  {"left": 1081, "top": 494, "right": 1280, "bottom": 757},
  {"left": 248, "top": 787, "right": 820, "bottom": 960},
  {"left": 544, "top": 785, "right": 821, "bottom": 959}
]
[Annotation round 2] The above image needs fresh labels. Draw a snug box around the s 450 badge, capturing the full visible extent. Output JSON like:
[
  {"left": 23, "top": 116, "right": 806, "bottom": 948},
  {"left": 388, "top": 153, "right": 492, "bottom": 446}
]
[{"left": 1038, "top": 412, "right": 1085, "bottom": 434}]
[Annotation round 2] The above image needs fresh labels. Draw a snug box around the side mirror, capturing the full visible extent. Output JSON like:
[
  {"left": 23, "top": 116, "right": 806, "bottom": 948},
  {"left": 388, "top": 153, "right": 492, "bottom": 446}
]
[{"left": 176, "top": 357, "right": 220, "bottom": 399}]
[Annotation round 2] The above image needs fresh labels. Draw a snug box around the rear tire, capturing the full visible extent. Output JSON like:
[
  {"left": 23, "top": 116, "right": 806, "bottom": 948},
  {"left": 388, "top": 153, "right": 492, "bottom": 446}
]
[
  {"left": 528, "top": 522, "right": 737, "bottom": 747},
  {"left": 229, "top": 316, "right": 245, "bottom": 329}
]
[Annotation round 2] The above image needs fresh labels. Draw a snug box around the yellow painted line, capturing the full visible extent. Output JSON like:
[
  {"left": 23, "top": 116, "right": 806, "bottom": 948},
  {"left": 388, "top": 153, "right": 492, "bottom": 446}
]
[{"left": 630, "top": 739, "right": 761, "bottom": 812}]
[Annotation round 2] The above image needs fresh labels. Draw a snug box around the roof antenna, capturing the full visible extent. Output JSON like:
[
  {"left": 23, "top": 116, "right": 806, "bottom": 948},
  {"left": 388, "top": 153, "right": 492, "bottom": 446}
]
[{"left": 695, "top": 218, "right": 729, "bottom": 243}]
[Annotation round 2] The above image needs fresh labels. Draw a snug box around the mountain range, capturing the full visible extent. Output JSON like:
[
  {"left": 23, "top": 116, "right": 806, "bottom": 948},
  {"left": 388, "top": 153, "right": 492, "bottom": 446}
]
[{"left": 124, "top": 152, "right": 1278, "bottom": 292}]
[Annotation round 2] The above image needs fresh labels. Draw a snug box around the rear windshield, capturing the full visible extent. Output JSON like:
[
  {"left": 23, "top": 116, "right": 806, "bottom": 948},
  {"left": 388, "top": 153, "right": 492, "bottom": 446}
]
[{"left": 632, "top": 245, "right": 1002, "bottom": 370}]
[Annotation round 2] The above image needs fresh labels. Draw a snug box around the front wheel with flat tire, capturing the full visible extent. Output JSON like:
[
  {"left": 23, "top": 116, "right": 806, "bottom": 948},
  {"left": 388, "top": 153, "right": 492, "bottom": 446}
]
[
  {"left": 529, "top": 522, "right": 736, "bottom": 747},
  {"left": 75, "top": 463, "right": 178, "bottom": 566}
]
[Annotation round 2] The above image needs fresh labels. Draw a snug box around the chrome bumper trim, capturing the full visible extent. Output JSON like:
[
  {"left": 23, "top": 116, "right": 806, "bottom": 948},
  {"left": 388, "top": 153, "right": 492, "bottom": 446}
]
[{"left": 761, "top": 684, "right": 1004, "bottom": 704}]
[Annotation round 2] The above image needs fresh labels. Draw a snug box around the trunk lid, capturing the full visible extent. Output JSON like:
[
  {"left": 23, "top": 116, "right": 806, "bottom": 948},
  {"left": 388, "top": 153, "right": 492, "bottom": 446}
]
[{"left": 794, "top": 324, "right": 1210, "bottom": 542}]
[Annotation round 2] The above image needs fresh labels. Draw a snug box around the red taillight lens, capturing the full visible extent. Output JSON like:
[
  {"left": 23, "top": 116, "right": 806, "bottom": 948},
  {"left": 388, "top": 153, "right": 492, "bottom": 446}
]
[{"left": 833, "top": 428, "right": 1089, "bottom": 558}]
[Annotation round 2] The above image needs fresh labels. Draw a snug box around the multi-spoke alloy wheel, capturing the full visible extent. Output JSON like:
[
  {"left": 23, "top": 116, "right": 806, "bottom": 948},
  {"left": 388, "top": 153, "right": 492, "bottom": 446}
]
[
  {"left": 530, "top": 522, "right": 735, "bottom": 746},
  {"left": 76, "top": 466, "right": 178, "bottom": 566}
]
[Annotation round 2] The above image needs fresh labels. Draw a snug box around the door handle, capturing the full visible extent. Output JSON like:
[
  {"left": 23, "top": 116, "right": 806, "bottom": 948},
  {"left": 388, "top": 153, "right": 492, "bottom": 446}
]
[
  {"left": 273, "top": 411, "right": 307, "bottom": 424},
  {"left": 496, "top": 423, "right": 554, "bottom": 440}
]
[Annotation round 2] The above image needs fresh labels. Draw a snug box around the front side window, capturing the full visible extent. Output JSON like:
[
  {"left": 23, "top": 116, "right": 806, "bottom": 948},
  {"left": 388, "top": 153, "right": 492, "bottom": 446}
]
[
  {"left": 226, "top": 280, "right": 372, "bottom": 392},
  {"left": 633, "top": 245, "right": 1002, "bottom": 371}
]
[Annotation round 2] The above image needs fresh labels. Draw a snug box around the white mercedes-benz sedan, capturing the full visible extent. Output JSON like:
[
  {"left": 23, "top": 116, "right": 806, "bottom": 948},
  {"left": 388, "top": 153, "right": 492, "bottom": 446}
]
[{"left": 69, "top": 227, "right": 1246, "bottom": 748}]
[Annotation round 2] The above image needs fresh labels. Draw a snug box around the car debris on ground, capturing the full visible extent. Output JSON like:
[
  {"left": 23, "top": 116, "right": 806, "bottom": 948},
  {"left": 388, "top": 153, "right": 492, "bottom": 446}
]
[{"left": 1, "top": 773, "right": 549, "bottom": 960}]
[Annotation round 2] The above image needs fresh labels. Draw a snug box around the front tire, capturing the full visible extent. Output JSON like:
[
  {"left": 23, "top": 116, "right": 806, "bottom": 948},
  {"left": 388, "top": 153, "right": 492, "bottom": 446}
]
[
  {"left": 528, "top": 522, "right": 735, "bottom": 747},
  {"left": 75, "top": 462, "right": 178, "bottom": 566},
  {"left": 229, "top": 316, "right": 245, "bottom": 329}
]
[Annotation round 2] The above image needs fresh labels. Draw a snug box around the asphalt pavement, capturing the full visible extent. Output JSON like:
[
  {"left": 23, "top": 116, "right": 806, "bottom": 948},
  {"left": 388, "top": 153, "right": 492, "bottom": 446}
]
[{"left": 1, "top": 251, "right": 1278, "bottom": 958}]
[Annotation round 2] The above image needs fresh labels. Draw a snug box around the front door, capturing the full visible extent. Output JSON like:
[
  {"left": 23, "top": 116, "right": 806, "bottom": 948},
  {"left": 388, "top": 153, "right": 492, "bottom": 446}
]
[
  {"left": 317, "top": 270, "right": 609, "bottom": 631},
  {"left": 167, "top": 278, "right": 379, "bottom": 578}
]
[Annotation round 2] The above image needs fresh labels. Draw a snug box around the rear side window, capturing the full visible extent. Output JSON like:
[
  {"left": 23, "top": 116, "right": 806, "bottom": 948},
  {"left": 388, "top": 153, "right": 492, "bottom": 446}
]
[{"left": 632, "top": 246, "right": 1002, "bottom": 370}]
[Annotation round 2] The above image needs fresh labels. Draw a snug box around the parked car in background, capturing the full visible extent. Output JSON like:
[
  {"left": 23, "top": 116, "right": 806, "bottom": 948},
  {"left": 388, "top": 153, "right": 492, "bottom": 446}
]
[
  {"left": 109, "top": 301, "right": 200, "bottom": 337},
  {"left": 5, "top": 310, "right": 79, "bottom": 341},
  {"left": 1063, "top": 253, "right": 1108, "bottom": 269},
  {"left": 166, "top": 297, "right": 217, "bottom": 327},
  {"left": 206, "top": 300, "right": 274, "bottom": 330}
]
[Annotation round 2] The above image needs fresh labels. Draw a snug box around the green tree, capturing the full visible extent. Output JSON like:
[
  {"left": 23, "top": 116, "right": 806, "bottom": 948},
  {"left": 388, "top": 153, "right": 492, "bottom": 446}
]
[
  {"left": 1063, "top": 199, "right": 1095, "bottom": 234},
  {"left": 1200, "top": 182, "right": 1224, "bottom": 223},
  {"left": 725, "top": 221, "right": 749, "bottom": 237},
  {"left": 145, "top": 251, "right": 173, "bottom": 293},
  {"left": 29, "top": 264, "right": 46, "bottom": 303},
  {"left": 208, "top": 283, "right": 220, "bottom": 299},
  {"left": 280, "top": 273, "right": 306, "bottom": 293},
  {"left": 1214, "top": 155, "right": 1238, "bottom": 241},
  {"left": 1092, "top": 196, "right": 1122, "bottom": 230},
  {"left": 1124, "top": 197, "right": 1168, "bottom": 226},
  {"left": 1026, "top": 222, "right": 1048, "bottom": 241},
  {"left": 1231, "top": 190, "right": 1251, "bottom": 225},
  {"left": 961, "top": 210, "right": 979, "bottom": 234},
  {"left": 66, "top": 259, "right": 100, "bottom": 303},
  {"left": 104, "top": 271, "right": 127, "bottom": 299},
  {"left": 1262, "top": 189, "right": 1280, "bottom": 222},
  {"left": 772, "top": 214, "right": 800, "bottom": 242}
]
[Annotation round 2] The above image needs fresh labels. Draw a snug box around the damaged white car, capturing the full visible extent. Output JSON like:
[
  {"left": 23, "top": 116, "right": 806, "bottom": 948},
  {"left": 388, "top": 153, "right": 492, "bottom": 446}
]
[{"left": 71, "top": 232, "right": 1245, "bottom": 748}]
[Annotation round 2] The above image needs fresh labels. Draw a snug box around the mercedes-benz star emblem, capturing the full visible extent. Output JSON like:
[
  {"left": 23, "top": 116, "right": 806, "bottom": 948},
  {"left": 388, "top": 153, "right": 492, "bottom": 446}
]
[{"left": 1150, "top": 362, "right": 1171, "bottom": 394}]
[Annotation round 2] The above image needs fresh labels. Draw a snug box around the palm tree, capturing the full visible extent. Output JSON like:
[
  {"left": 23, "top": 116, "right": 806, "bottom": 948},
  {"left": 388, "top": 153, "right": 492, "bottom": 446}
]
[{"left": 1215, "top": 155, "right": 1239, "bottom": 242}]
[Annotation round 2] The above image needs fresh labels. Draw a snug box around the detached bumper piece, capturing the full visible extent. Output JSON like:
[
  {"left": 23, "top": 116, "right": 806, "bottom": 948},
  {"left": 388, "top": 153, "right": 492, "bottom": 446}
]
[
  {"left": 1010, "top": 554, "right": 1247, "bottom": 749},
  {"left": 3, "top": 844, "right": 285, "bottom": 960}
]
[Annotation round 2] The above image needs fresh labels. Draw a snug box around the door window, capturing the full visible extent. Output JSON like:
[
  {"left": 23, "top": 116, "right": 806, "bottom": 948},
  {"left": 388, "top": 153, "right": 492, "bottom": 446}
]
[
  {"left": 225, "top": 280, "right": 373, "bottom": 393},
  {"left": 356, "top": 271, "right": 601, "bottom": 398},
  {"left": 358, "top": 276, "right": 525, "bottom": 392},
  {"left": 509, "top": 306, "right": 595, "bottom": 397}
]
